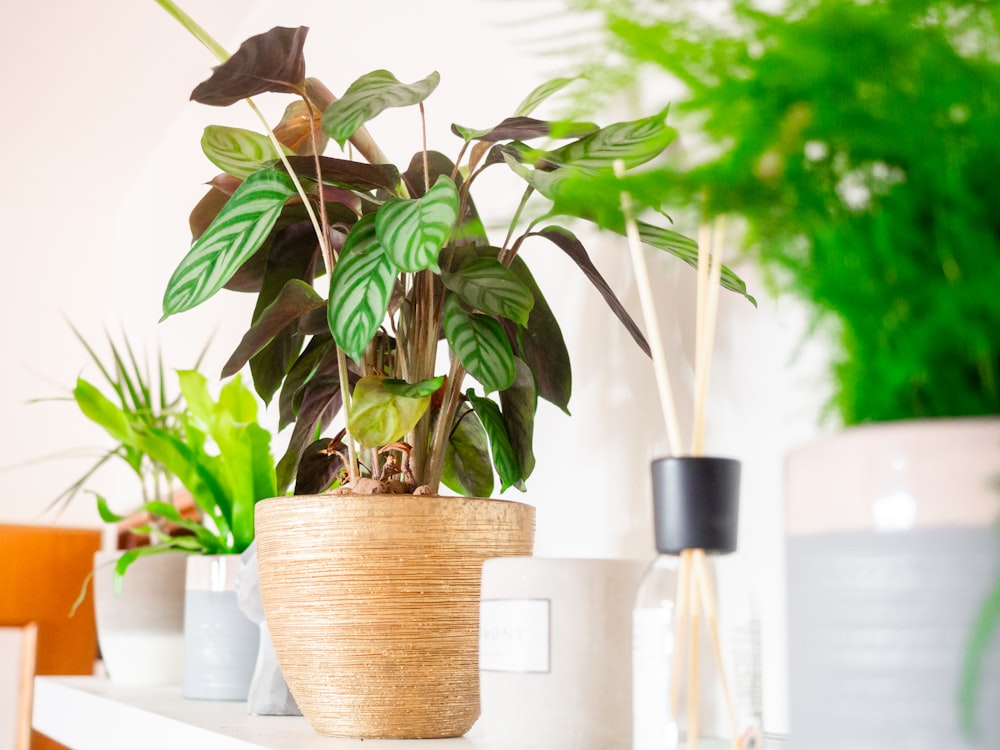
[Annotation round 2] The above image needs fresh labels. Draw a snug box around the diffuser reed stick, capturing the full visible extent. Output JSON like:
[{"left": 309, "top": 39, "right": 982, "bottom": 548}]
[{"left": 616, "top": 160, "right": 740, "bottom": 750}]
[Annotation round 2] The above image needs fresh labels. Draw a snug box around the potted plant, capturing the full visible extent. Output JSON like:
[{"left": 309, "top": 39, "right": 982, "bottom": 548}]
[
  {"left": 67, "top": 329, "right": 277, "bottom": 700},
  {"left": 154, "top": 0, "right": 751, "bottom": 737},
  {"left": 572, "top": 0, "right": 1000, "bottom": 745}
]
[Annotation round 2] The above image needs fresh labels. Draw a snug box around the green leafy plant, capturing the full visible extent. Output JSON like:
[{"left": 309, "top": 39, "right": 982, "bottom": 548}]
[
  {"left": 155, "top": 1, "right": 751, "bottom": 500},
  {"left": 73, "top": 353, "right": 276, "bottom": 591},
  {"left": 569, "top": 0, "right": 1000, "bottom": 425}
]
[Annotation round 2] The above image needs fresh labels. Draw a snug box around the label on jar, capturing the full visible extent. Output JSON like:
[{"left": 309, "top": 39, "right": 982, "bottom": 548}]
[{"left": 479, "top": 598, "right": 550, "bottom": 673}]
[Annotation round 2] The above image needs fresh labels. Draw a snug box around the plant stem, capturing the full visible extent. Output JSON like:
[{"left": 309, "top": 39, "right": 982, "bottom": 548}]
[
  {"left": 498, "top": 185, "right": 535, "bottom": 266},
  {"left": 153, "top": 0, "right": 230, "bottom": 62},
  {"left": 424, "top": 356, "right": 467, "bottom": 493}
]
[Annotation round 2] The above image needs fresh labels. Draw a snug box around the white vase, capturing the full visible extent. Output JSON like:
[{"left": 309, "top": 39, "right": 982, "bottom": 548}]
[
  {"left": 92, "top": 550, "right": 185, "bottom": 686},
  {"left": 785, "top": 417, "right": 1000, "bottom": 749},
  {"left": 474, "top": 556, "right": 645, "bottom": 750},
  {"left": 183, "top": 553, "right": 260, "bottom": 700}
]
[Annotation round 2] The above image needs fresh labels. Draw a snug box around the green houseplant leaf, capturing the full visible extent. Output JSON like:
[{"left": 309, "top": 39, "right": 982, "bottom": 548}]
[
  {"left": 375, "top": 175, "right": 459, "bottom": 273},
  {"left": 162, "top": 167, "right": 297, "bottom": 318},
  {"left": 322, "top": 69, "right": 441, "bottom": 147},
  {"left": 442, "top": 257, "right": 534, "bottom": 326},
  {"left": 442, "top": 409, "right": 494, "bottom": 498},
  {"left": 347, "top": 376, "right": 431, "bottom": 449},
  {"left": 201, "top": 125, "right": 290, "bottom": 179},
  {"left": 465, "top": 389, "right": 522, "bottom": 493},
  {"left": 327, "top": 213, "right": 397, "bottom": 361},
  {"left": 443, "top": 295, "right": 516, "bottom": 394}
]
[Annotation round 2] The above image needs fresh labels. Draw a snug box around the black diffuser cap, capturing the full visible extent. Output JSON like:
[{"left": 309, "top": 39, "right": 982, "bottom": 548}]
[{"left": 651, "top": 456, "right": 741, "bottom": 555}]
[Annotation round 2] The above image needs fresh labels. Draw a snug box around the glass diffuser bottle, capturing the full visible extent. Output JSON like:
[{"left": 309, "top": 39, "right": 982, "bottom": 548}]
[{"left": 633, "top": 456, "right": 762, "bottom": 750}]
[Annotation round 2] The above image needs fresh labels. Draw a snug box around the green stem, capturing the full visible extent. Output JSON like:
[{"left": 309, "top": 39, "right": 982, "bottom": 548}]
[
  {"left": 424, "top": 356, "right": 467, "bottom": 493},
  {"left": 153, "top": 0, "right": 230, "bottom": 62}
]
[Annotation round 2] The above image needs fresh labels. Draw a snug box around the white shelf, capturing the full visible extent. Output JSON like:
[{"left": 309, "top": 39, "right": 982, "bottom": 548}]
[
  {"left": 34, "top": 676, "right": 787, "bottom": 750},
  {"left": 32, "top": 676, "right": 497, "bottom": 750}
]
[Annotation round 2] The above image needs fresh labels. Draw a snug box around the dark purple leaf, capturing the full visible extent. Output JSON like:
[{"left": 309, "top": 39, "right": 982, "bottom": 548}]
[
  {"left": 222, "top": 279, "right": 325, "bottom": 378},
  {"left": 505, "top": 255, "right": 572, "bottom": 414},
  {"left": 499, "top": 357, "right": 538, "bottom": 480},
  {"left": 451, "top": 117, "right": 598, "bottom": 143},
  {"left": 275, "top": 373, "right": 345, "bottom": 493},
  {"left": 191, "top": 27, "right": 309, "bottom": 107},
  {"left": 282, "top": 155, "right": 401, "bottom": 193},
  {"left": 277, "top": 335, "right": 335, "bottom": 430},
  {"left": 294, "top": 435, "right": 347, "bottom": 495},
  {"left": 526, "top": 226, "right": 650, "bottom": 357}
]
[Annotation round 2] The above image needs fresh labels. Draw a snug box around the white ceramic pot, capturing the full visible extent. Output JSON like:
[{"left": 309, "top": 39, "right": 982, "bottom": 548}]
[
  {"left": 92, "top": 550, "right": 185, "bottom": 686},
  {"left": 183, "top": 553, "right": 260, "bottom": 700},
  {"left": 786, "top": 418, "right": 1000, "bottom": 749},
  {"left": 474, "top": 556, "right": 645, "bottom": 750}
]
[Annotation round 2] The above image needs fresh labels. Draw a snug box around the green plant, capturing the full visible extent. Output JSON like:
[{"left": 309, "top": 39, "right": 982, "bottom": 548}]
[
  {"left": 74, "top": 357, "right": 276, "bottom": 590},
  {"left": 568, "top": 0, "right": 1000, "bottom": 425},
  {"left": 43, "top": 327, "right": 198, "bottom": 517},
  {"left": 155, "top": 2, "right": 752, "bottom": 499}
]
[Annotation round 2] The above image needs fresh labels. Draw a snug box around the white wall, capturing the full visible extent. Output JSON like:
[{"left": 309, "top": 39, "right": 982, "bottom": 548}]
[{"left": 0, "top": 0, "right": 834, "bottom": 732}]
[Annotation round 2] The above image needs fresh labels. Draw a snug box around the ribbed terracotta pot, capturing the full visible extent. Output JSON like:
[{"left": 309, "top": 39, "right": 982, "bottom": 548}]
[{"left": 254, "top": 493, "right": 536, "bottom": 739}]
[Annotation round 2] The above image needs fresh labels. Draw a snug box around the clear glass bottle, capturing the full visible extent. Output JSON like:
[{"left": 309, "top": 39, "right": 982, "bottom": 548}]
[{"left": 632, "top": 457, "right": 763, "bottom": 750}]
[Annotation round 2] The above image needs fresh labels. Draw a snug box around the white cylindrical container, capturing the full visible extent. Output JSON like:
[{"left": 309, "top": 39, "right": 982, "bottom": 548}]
[
  {"left": 475, "top": 556, "right": 645, "bottom": 750},
  {"left": 183, "top": 553, "right": 260, "bottom": 700},
  {"left": 93, "top": 550, "right": 186, "bottom": 685},
  {"left": 786, "top": 419, "right": 1000, "bottom": 749}
]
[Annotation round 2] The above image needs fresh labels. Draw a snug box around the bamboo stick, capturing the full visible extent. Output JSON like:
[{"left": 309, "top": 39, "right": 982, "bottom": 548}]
[
  {"left": 670, "top": 548, "right": 693, "bottom": 716},
  {"left": 614, "top": 160, "right": 683, "bottom": 455},
  {"left": 685, "top": 564, "right": 702, "bottom": 750},
  {"left": 693, "top": 549, "right": 741, "bottom": 750}
]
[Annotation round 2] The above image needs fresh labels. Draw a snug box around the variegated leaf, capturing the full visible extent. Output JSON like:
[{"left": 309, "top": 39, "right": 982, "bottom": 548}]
[
  {"left": 201, "top": 126, "right": 290, "bottom": 179},
  {"left": 443, "top": 295, "right": 516, "bottom": 393},
  {"left": 442, "top": 257, "right": 534, "bottom": 326},
  {"left": 322, "top": 69, "right": 440, "bottom": 147},
  {"left": 545, "top": 107, "right": 676, "bottom": 172},
  {"left": 162, "top": 168, "right": 297, "bottom": 318},
  {"left": 327, "top": 213, "right": 397, "bottom": 361},
  {"left": 376, "top": 175, "right": 459, "bottom": 273},
  {"left": 348, "top": 376, "right": 430, "bottom": 449},
  {"left": 465, "top": 389, "right": 522, "bottom": 493}
]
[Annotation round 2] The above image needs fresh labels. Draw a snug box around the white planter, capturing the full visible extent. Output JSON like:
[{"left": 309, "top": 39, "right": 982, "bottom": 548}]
[
  {"left": 92, "top": 550, "right": 185, "bottom": 686},
  {"left": 475, "top": 557, "right": 645, "bottom": 750},
  {"left": 183, "top": 553, "right": 260, "bottom": 701},
  {"left": 786, "top": 418, "right": 1000, "bottom": 749}
]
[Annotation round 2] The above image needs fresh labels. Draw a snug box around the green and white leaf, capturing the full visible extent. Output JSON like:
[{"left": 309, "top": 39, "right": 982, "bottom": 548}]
[
  {"left": 465, "top": 389, "right": 522, "bottom": 493},
  {"left": 443, "top": 295, "right": 516, "bottom": 393},
  {"left": 376, "top": 175, "right": 459, "bottom": 273},
  {"left": 514, "top": 76, "right": 578, "bottom": 117},
  {"left": 347, "top": 376, "right": 430, "bottom": 449},
  {"left": 442, "top": 257, "right": 534, "bottom": 326},
  {"left": 162, "top": 168, "right": 297, "bottom": 318},
  {"left": 201, "top": 126, "right": 291, "bottom": 179},
  {"left": 544, "top": 107, "right": 675, "bottom": 172},
  {"left": 328, "top": 214, "right": 398, "bottom": 361},
  {"left": 382, "top": 376, "right": 445, "bottom": 399},
  {"left": 501, "top": 151, "right": 568, "bottom": 200},
  {"left": 322, "top": 69, "right": 440, "bottom": 147}
]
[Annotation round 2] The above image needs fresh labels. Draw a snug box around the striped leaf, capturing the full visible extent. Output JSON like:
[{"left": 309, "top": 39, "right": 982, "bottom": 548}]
[
  {"left": 162, "top": 168, "right": 296, "bottom": 318},
  {"left": 375, "top": 175, "right": 459, "bottom": 273},
  {"left": 347, "top": 376, "right": 430, "bottom": 449},
  {"left": 322, "top": 69, "right": 440, "bottom": 147},
  {"left": 545, "top": 107, "right": 676, "bottom": 172},
  {"left": 443, "top": 295, "right": 516, "bottom": 393},
  {"left": 442, "top": 257, "right": 534, "bottom": 326},
  {"left": 327, "top": 213, "right": 398, "bottom": 361},
  {"left": 465, "top": 389, "right": 522, "bottom": 493},
  {"left": 201, "top": 126, "right": 290, "bottom": 179}
]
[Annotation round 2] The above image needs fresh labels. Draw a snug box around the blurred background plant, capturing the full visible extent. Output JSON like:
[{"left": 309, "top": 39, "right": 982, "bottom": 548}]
[{"left": 556, "top": 0, "right": 1000, "bottom": 425}]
